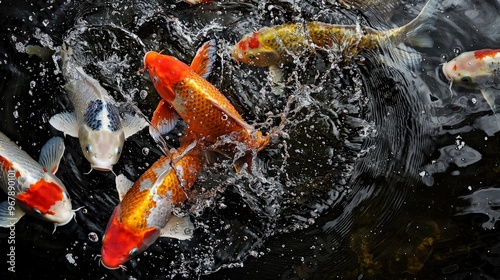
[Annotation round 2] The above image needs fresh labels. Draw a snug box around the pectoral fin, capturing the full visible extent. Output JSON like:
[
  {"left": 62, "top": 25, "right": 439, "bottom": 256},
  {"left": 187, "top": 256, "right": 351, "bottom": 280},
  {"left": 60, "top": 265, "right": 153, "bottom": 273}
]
[
  {"left": 0, "top": 200, "right": 25, "bottom": 227},
  {"left": 481, "top": 88, "right": 500, "bottom": 129},
  {"left": 49, "top": 112, "right": 79, "bottom": 137},
  {"left": 38, "top": 137, "right": 65, "bottom": 174},
  {"left": 159, "top": 215, "right": 194, "bottom": 240},
  {"left": 115, "top": 174, "right": 134, "bottom": 201},
  {"left": 150, "top": 100, "right": 179, "bottom": 137},
  {"left": 208, "top": 100, "right": 255, "bottom": 132},
  {"left": 269, "top": 64, "right": 285, "bottom": 95},
  {"left": 122, "top": 113, "right": 148, "bottom": 139},
  {"left": 480, "top": 88, "right": 498, "bottom": 113},
  {"left": 190, "top": 39, "right": 217, "bottom": 80}
]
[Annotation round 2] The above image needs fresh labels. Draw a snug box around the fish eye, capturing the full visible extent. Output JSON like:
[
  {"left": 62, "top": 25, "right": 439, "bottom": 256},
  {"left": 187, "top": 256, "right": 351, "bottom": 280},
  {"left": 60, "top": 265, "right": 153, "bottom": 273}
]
[
  {"left": 33, "top": 208, "right": 43, "bottom": 216},
  {"left": 129, "top": 247, "right": 139, "bottom": 256},
  {"left": 153, "top": 76, "right": 159, "bottom": 83},
  {"left": 247, "top": 54, "right": 255, "bottom": 60},
  {"left": 115, "top": 147, "right": 121, "bottom": 155},
  {"left": 63, "top": 192, "right": 70, "bottom": 200},
  {"left": 461, "top": 76, "right": 471, "bottom": 83},
  {"left": 86, "top": 144, "right": 93, "bottom": 154}
]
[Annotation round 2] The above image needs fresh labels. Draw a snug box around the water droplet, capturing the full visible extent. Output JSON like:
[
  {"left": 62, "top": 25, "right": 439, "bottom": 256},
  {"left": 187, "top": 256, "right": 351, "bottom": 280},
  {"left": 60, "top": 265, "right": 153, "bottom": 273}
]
[
  {"left": 142, "top": 147, "right": 149, "bottom": 155},
  {"left": 140, "top": 90, "right": 148, "bottom": 99},
  {"left": 88, "top": 232, "right": 99, "bottom": 242},
  {"left": 42, "top": 19, "right": 49, "bottom": 27},
  {"left": 30, "top": 80, "right": 36, "bottom": 88},
  {"left": 12, "top": 110, "right": 19, "bottom": 119}
]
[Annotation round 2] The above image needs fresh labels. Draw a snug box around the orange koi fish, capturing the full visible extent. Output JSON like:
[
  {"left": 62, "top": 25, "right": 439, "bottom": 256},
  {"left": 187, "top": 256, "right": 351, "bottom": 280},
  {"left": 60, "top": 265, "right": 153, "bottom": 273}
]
[
  {"left": 139, "top": 40, "right": 272, "bottom": 166},
  {"left": 231, "top": 0, "right": 439, "bottom": 79},
  {"left": 442, "top": 49, "right": 500, "bottom": 114},
  {"left": 101, "top": 141, "right": 201, "bottom": 269},
  {"left": 0, "top": 131, "right": 73, "bottom": 228}
]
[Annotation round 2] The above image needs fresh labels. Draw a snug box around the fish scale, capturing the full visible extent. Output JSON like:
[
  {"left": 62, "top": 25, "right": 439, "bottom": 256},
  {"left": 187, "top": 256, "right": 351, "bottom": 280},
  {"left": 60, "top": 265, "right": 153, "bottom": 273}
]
[
  {"left": 119, "top": 150, "right": 201, "bottom": 230},
  {"left": 172, "top": 71, "right": 267, "bottom": 149}
]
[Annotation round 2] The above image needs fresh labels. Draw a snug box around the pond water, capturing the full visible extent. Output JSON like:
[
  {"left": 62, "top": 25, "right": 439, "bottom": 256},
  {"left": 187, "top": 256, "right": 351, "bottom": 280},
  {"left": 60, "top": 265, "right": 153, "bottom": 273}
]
[{"left": 1, "top": 0, "right": 500, "bottom": 279}]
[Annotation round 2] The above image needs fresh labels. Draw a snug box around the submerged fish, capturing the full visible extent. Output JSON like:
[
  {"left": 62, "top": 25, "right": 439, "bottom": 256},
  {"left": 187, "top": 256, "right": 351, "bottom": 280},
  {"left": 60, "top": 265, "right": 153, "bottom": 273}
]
[
  {"left": 25, "top": 44, "right": 55, "bottom": 62},
  {"left": 231, "top": 0, "right": 439, "bottom": 75},
  {"left": 442, "top": 49, "right": 500, "bottom": 115},
  {"left": 139, "top": 40, "right": 274, "bottom": 168},
  {"left": 50, "top": 44, "right": 147, "bottom": 172},
  {"left": 0, "top": 132, "right": 73, "bottom": 228},
  {"left": 101, "top": 141, "right": 201, "bottom": 269}
]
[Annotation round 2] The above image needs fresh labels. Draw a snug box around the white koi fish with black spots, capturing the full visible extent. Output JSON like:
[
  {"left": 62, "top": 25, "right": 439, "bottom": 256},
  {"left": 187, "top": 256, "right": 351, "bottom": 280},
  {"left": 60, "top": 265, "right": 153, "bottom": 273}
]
[
  {"left": 0, "top": 131, "right": 73, "bottom": 228},
  {"left": 50, "top": 44, "right": 147, "bottom": 172}
]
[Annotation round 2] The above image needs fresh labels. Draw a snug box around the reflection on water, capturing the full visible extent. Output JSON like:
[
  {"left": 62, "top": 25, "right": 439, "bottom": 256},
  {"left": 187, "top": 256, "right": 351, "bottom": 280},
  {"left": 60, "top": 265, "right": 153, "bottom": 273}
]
[{"left": 2, "top": 0, "right": 500, "bottom": 279}]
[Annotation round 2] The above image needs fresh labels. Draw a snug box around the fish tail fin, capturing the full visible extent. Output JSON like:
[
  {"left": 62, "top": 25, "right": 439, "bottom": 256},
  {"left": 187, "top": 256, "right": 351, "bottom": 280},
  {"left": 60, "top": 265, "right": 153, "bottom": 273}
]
[{"left": 398, "top": 0, "right": 440, "bottom": 48}]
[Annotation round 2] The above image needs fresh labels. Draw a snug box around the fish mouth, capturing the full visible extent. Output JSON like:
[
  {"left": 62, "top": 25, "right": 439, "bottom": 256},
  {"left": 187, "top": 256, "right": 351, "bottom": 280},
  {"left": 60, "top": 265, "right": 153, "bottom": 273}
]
[
  {"left": 441, "top": 62, "right": 453, "bottom": 82},
  {"left": 92, "top": 165, "right": 113, "bottom": 172}
]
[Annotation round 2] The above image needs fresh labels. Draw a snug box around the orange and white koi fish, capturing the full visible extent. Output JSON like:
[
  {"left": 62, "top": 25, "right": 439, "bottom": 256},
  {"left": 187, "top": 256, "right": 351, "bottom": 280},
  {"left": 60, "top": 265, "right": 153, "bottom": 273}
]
[
  {"left": 100, "top": 141, "right": 201, "bottom": 269},
  {"left": 139, "top": 40, "right": 272, "bottom": 167},
  {"left": 0, "top": 131, "right": 73, "bottom": 228},
  {"left": 50, "top": 44, "right": 147, "bottom": 172},
  {"left": 442, "top": 49, "right": 500, "bottom": 114},
  {"left": 231, "top": 0, "right": 439, "bottom": 76}
]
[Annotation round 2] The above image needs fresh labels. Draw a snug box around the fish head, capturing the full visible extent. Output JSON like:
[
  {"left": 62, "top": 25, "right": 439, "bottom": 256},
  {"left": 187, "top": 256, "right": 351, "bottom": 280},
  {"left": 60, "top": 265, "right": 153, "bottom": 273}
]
[
  {"left": 231, "top": 29, "right": 281, "bottom": 67},
  {"left": 442, "top": 50, "right": 497, "bottom": 88},
  {"left": 79, "top": 125, "right": 124, "bottom": 171},
  {"left": 141, "top": 51, "right": 188, "bottom": 102},
  {"left": 101, "top": 206, "right": 160, "bottom": 269},
  {"left": 16, "top": 172, "right": 73, "bottom": 226}
]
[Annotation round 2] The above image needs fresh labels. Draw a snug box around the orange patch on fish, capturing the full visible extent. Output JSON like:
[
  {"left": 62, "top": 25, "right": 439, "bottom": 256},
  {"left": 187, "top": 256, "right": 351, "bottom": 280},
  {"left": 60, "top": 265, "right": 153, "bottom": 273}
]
[
  {"left": 0, "top": 156, "right": 14, "bottom": 173},
  {"left": 16, "top": 179, "right": 63, "bottom": 215},
  {"left": 101, "top": 208, "right": 159, "bottom": 269},
  {"left": 473, "top": 49, "right": 500, "bottom": 60},
  {"left": 238, "top": 32, "right": 260, "bottom": 52},
  {"left": 453, "top": 65, "right": 457, "bottom": 71}
]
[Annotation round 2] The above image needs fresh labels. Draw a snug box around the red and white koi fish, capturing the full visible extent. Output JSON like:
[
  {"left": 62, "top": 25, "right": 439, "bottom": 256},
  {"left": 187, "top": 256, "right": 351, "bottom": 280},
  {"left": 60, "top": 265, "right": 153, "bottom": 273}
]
[
  {"left": 139, "top": 40, "right": 275, "bottom": 169},
  {"left": 100, "top": 141, "right": 201, "bottom": 269},
  {"left": 0, "top": 131, "right": 73, "bottom": 228},
  {"left": 50, "top": 44, "right": 147, "bottom": 172},
  {"left": 442, "top": 49, "right": 500, "bottom": 114}
]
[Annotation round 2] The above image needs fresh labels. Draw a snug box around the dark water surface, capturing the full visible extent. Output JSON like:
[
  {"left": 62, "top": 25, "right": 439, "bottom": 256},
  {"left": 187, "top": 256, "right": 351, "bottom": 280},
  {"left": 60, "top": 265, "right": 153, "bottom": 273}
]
[{"left": 1, "top": 0, "right": 500, "bottom": 279}]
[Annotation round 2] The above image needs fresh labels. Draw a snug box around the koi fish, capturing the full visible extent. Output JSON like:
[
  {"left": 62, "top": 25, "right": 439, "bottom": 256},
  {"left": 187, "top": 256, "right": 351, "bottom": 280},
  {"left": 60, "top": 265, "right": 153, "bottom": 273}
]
[
  {"left": 442, "top": 49, "right": 500, "bottom": 115},
  {"left": 231, "top": 0, "right": 439, "bottom": 78},
  {"left": 139, "top": 40, "right": 273, "bottom": 168},
  {"left": 100, "top": 141, "right": 201, "bottom": 269},
  {"left": 0, "top": 131, "right": 73, "bottom": 227},
  {"left": 50, "top": 44, "right": 147, "bottom": 172},
  {"left": 25, "top": 44, "right": 55, "bottom": 62}
]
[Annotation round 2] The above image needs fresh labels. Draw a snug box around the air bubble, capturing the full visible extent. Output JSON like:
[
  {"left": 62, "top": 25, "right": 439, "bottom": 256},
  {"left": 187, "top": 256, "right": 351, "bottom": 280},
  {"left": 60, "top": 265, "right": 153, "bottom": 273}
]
[
  {"left": 142, "top": 147, "right": 150, "bottom": 155},
  {"left": 88, "top": 232, "right": 99, "bottom": 242},
  {"left": 140, "top": 90, "right": 148, "bottom": 99}
]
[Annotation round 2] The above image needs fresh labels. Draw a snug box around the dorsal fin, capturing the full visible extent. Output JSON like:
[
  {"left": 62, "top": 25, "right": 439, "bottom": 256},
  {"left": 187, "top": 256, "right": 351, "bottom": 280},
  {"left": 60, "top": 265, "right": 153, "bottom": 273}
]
[{"left": 190, "top": 39, "right": 217, "bottom": 80}]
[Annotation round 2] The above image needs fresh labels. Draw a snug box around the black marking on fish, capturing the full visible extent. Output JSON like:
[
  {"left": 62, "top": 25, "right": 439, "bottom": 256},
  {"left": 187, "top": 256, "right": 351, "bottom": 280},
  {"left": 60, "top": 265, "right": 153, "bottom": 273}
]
[
  {"left": 84, "top": 99, "right": 103, "bottom": 131},
  {"left": 106, "top": 103, "right": 121, "bottom": 131}
]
